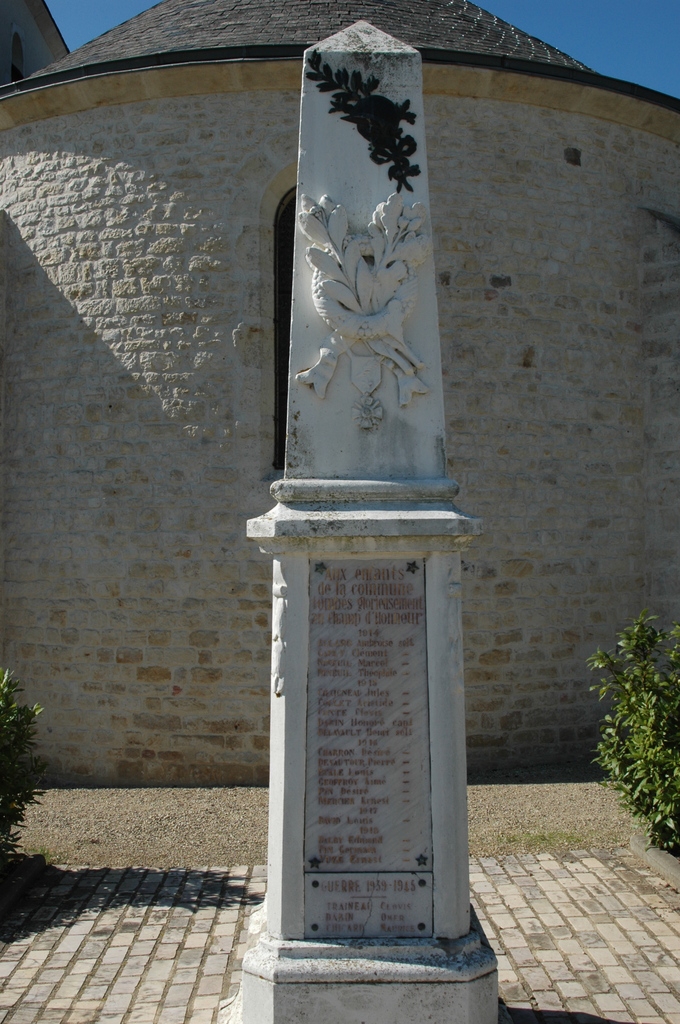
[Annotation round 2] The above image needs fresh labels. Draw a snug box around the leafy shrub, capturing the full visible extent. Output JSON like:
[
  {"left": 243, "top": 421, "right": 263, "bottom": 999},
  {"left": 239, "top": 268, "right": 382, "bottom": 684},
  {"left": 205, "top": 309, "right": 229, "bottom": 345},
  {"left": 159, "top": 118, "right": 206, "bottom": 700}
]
[
  {"left": 0, "top": 670, "right": 47, "bottom": 872},
  {"left": 588, "top": 612, "right": 680, "bottom": 853}
]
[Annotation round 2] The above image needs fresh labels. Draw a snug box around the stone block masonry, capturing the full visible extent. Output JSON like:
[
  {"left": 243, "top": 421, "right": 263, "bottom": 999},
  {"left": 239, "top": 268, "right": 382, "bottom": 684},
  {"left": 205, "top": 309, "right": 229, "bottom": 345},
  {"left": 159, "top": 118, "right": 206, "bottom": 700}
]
[
  {"left": 0, "top": 84, "right": 677, "bottom": 782},
  {"left": 0, "top": 92, "right": 299, "bottom": 784},
  {"left": 428, "top": 99, "right": 668, "bottom": 766},
  {"left": 0, "top": 210, "right": 6, "bottom": 652},
  {"left": 639, "top": 210, "right": 680, "bottom": 626}
]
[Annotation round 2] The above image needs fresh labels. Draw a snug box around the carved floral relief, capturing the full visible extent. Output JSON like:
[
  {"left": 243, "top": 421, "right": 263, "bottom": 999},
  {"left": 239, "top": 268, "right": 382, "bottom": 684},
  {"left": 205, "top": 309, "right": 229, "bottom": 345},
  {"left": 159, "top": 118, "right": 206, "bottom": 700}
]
[{"left": 296, "top": 192, "right": 431, "bottom": 426}]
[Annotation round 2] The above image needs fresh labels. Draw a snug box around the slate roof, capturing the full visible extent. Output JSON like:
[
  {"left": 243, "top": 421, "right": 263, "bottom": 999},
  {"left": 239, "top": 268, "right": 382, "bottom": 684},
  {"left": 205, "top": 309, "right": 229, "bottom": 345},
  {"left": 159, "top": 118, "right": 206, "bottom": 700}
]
[{"left": 40, "top": 0, "right": 589, "bottom": 75}]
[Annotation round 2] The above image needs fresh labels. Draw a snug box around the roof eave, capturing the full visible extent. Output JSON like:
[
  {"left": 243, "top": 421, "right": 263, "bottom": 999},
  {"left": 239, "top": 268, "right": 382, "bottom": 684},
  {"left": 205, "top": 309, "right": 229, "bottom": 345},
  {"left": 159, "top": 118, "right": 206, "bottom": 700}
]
[{"left": 0, "top": 44, "right": 679, "bottom": 121}]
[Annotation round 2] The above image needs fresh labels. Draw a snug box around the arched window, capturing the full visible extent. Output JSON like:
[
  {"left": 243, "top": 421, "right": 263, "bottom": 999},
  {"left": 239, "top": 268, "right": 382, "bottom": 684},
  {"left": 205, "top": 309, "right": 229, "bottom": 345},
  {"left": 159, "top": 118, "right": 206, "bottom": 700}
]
[
  {"left": 273, "top": 188, "right": 296, "bottom": 470},
  {"left": 11, "top": 33, "right": 24, "bottom": 82}
]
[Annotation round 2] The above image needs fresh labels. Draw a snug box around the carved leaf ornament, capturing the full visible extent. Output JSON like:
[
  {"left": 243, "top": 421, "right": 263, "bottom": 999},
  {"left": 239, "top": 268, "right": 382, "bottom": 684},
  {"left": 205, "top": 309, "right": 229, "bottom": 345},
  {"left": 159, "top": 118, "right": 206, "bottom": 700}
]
[
  {"left": 306, "top": 50, "right": 421, "bottom": 194},
  {"left": 296, "top": 193, "right": 431, "bottom": 425}
]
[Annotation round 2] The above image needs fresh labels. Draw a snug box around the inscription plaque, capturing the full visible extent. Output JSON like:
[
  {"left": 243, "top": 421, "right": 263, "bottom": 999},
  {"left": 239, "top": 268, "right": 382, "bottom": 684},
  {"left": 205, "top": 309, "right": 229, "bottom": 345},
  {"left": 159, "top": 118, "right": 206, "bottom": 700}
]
[
  {"left": 304, "top": 558, "right": 432, "bottom": 938},
  {"left": 305, "top": 872, "right": 432, "bottom": 939}
]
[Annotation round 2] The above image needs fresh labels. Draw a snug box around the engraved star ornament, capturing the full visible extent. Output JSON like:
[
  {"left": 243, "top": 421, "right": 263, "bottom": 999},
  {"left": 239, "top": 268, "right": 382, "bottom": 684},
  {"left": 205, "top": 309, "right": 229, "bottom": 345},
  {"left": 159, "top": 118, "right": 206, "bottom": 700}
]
[{"left": 296, "top": 192, "right": 432, "bottom": 426}]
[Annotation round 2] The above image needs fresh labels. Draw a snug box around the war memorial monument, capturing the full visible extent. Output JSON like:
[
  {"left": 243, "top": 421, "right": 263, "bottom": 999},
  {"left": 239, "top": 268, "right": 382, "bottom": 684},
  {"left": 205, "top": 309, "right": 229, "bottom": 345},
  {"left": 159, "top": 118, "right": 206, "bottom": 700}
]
[{"left": 243, "top": 21, "right": 498, "bottom": 1024}]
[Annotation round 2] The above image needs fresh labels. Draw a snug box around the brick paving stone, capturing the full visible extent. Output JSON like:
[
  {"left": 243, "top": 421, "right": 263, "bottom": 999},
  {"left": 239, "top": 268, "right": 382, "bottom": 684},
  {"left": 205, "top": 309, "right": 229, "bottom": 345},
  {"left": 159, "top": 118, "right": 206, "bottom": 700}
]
[
  {"left": 0, "top": 866, "right": 263, "bottom": 1024},
  {"left": 2, "top": 852, "right": 679, "bottom": 1023},
  {"left": 472, "top": 847, "right": 680, "bottom": 1024}
]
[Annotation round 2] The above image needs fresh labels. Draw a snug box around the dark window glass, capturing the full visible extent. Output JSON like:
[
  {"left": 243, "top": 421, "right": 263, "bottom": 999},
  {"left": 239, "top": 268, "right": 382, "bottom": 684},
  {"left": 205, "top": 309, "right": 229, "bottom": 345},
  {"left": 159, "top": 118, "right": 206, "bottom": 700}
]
[
  {"left": 11, "top": 33, "right": 24, "bottom": 82},
  {"left": 274, "top": 188, "right": 296, "bottom": 470}
]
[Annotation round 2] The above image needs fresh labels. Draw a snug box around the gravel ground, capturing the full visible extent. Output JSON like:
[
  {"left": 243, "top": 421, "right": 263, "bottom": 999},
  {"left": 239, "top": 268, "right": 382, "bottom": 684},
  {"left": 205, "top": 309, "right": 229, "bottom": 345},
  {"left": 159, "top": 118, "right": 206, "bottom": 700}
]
[
  {"left": 19, "top": 787, "right": 270, "bottom": 868},
  {"left": 468, "top": 781, "right": 633, "bottom": 855},
  {"left": 467, "top": 759, "right": 636, "bottom": 856},
  {"left": 18, "top": 764, "right": 635, "bottom": 867}
]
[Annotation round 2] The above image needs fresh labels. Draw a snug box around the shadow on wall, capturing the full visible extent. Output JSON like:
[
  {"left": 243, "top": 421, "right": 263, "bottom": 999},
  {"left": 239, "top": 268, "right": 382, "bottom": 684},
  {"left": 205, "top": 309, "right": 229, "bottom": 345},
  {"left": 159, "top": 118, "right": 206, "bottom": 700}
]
[
  {"left": 640, "top": 213, "right": 680, "bottom": 625},
  {"left": 5, "top": 92, "right": 674, "bottom": 784},
  {"left": 2, "top": 197, "right": 274, "bottom": 787}
]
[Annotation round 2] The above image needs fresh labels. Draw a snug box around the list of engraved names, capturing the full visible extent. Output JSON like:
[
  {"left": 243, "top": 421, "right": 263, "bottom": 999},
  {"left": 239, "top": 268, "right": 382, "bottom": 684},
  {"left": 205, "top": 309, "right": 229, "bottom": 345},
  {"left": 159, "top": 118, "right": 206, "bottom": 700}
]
[{"left": 305, "top": 559, "right": 432, "bottom": 874}]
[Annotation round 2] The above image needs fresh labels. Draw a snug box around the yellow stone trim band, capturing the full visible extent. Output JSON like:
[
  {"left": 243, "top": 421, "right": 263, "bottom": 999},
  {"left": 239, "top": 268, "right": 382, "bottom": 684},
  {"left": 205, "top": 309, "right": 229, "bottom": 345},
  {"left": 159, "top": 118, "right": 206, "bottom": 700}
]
[{"left": 0, "top": 59, "right": 679, "bottom": 143}]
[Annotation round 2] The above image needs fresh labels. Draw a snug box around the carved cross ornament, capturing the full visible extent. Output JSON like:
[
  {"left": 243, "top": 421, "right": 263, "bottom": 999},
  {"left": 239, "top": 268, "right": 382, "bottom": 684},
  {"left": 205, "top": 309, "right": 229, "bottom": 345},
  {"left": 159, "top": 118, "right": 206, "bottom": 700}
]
[{"left": 296, "top": 192, "right": 431, "bottom": 428}]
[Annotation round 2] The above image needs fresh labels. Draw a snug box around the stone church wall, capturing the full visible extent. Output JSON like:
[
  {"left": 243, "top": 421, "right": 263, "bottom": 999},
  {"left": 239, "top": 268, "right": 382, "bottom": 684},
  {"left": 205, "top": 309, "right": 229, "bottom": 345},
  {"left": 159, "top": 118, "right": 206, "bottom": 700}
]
[
  {"left": 0, "top": 91, "right": 300, "bottom": 784},
  {"left": 0, "top": 86, "right": 677, "bottom": 783},
  {"left": 428, "top": 98, "right": 652, "bottom": 765},
  {"left": 639, "top": 215, "right": 680, "bottom": 627}
]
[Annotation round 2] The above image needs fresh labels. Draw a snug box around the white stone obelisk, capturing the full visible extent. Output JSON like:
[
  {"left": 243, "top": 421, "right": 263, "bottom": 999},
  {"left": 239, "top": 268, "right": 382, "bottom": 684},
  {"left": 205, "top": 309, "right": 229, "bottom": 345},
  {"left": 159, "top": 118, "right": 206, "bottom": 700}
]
[{"left": 243, "top": 21, "right": 497, "bottom": 1024}]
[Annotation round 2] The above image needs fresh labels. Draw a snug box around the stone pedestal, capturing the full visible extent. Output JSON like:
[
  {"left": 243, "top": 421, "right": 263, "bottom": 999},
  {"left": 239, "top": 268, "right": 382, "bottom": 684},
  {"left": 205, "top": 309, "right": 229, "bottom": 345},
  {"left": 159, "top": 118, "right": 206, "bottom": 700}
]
[
  {"left": 243, "top": 485, "right": 495, "bottom": 1023},
  {"left": 243, "top": 928, "right": 497, "bottom": 1024},
  {"left": 243, "top": 20, "right": 497, "bottom": 1023}
]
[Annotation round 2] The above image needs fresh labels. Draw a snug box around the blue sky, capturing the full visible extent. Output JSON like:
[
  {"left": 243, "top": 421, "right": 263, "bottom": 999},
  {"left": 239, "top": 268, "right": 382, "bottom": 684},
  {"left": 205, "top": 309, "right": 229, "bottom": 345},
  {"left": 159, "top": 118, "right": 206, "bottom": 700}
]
[{"left": 46, "top": 0, "right": 680, "bottom": 100}]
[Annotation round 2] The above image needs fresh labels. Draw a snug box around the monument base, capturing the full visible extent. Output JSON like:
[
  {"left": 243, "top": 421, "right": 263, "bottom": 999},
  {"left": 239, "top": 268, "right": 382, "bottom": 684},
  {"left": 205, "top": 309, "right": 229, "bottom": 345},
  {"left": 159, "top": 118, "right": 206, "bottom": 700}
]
[{"left": 239, "top": 906, "right": 497, "bottom": 1024}]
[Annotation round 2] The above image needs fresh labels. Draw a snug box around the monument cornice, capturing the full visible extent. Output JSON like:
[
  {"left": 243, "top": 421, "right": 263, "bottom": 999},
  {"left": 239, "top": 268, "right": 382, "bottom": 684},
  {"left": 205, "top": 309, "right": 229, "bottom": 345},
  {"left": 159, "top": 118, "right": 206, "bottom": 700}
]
[
  {"left": 1, "top": 50, "right": 680, "bottom": 144},
  {"left": 246, "top": 503, "right": 482, "bottom": 556},
  {"left": 270, "top": 478, "right": 461, "bottom": 503}
]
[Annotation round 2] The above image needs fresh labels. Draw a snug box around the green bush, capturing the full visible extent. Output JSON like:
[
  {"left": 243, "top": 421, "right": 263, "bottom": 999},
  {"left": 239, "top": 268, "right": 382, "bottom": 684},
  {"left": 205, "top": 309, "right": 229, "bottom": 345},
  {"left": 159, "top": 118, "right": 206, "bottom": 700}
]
[
  {"left": 0, "top": 670, "right": 47, "bottom": 872},
  {"left": 588, "top": 612, "right": 680, "bottom": 853}
]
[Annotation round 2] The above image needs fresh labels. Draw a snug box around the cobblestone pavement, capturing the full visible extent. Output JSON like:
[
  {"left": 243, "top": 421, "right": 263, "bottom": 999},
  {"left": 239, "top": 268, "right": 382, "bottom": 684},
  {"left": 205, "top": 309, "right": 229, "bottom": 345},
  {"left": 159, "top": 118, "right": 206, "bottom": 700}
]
[
  {"left": 1, "top": 849, "right": 679, "bottom": 1023},
  {"left": 0, "top": 865, "right": 265, "bottom": 1024},
  {"left": 473, "top": 848, "right": 680, "bottom": 1024}
]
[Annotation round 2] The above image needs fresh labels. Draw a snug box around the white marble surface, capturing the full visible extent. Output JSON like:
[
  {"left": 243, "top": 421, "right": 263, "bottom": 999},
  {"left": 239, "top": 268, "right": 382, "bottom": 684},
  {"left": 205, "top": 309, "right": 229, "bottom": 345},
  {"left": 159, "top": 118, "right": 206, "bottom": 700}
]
[
  {"left": 305, "top": 871, "right": 432, "bottom": 938},
  {"left": 241, "top": 908, "right": 498, "bottom": 1024},
  {"left": 305, "top": 558, "right": 432, "bottom": 887},
  {"left": 242, "top": 20, "right": 495, "bottom": 1023},
  {"left": 285, "top": 21, "right": 447, "bottom": 481}
]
